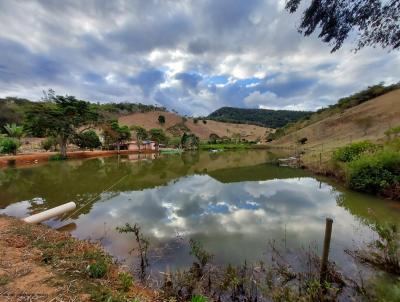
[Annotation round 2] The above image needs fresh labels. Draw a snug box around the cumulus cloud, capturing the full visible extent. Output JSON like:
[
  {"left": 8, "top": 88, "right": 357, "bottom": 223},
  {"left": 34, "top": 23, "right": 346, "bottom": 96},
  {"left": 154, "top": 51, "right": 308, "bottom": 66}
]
[{"left": 0, "top": 0, "right": 398, "bottom": 115}]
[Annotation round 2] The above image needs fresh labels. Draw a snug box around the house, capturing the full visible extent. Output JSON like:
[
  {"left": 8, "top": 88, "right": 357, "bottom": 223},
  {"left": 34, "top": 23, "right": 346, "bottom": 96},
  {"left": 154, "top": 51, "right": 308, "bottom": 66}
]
[{"left": 126, "top": 140, "right": 157, "bottom": 151}]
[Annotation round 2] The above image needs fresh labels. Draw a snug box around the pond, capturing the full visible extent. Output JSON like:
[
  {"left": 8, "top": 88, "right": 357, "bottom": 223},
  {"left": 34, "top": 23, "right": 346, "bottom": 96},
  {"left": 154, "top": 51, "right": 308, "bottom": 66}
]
[{"left": 1, "top": 150, "right": 399, "bottom": 278}]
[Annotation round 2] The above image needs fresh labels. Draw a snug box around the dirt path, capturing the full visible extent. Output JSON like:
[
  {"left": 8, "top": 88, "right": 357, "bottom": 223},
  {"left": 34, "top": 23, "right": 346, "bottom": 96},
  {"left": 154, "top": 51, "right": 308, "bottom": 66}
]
[{"left": 0, "top": 216, "right": 156, "bottom": 302}]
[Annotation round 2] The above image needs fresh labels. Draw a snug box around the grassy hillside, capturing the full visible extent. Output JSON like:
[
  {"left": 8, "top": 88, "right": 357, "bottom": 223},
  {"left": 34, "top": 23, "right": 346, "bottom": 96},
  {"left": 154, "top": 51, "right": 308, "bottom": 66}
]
[
  {"left": 269, "top": 88, "right": 400, "bottom": 150},
  {"left": 207, "top": 107, "right": 312, "bottom": 128},
  {"left": 119, "top": 111, "right": 272, "bottom": 141},
  {"left": 268, "top": 83, "right": 400, "bottom": 142}
]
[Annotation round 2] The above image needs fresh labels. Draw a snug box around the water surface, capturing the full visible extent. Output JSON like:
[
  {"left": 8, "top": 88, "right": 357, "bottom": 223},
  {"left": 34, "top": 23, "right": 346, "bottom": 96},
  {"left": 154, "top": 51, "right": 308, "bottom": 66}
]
[{"left": 1, "top": 150, "right": 399, "bottom": 275}]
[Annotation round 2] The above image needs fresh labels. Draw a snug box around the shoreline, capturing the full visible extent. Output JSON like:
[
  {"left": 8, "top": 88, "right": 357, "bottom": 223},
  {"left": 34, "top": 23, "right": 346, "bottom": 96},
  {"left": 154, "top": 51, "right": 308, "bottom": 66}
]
[
  {"left": 0, "top": 149, "right": 157, "bottom": 168},
  {"left": 0, "top": 215, "right": 156, "bottom": 301}
]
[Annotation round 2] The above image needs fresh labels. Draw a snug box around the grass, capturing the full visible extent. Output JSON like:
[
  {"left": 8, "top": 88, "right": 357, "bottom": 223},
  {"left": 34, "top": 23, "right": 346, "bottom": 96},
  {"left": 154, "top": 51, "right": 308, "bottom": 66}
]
[
  {"left": 4, "top": 217, "right": 151, "bottom": 301},
  {"left": 0, "top": 275, "right": 10, "bottom": 286}
]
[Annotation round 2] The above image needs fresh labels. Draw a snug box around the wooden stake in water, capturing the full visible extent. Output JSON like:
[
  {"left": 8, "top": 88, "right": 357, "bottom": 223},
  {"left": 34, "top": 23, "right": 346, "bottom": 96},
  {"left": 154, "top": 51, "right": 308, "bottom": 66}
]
[{"left": 320, "top": 217, "right": 333, "bottom": 284}]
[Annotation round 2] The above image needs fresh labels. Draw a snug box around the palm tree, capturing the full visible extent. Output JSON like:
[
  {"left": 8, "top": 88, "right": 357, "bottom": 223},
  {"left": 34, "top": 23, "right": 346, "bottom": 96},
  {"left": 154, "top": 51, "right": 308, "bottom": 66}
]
[{"left": 4, "top": 123, "right": 24, "bottom": 140}]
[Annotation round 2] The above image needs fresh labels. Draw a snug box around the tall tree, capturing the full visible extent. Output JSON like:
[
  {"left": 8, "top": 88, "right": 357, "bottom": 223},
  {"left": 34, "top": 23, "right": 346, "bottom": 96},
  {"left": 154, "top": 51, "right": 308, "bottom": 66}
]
[
  {"left": 149, "top": 128, "right": 167, "bottom": 146},
  {"left": 102, "top": 120, "right": 131, "bottom": 152},
  {"left": 24, "top": 93, "right": 100, "bottom": 158},
  {"left": 130, "top": 125, "right": 148, "bottom": 151},
  {"left": 285, "top": 0, "right": 400, "bottom": 52}
]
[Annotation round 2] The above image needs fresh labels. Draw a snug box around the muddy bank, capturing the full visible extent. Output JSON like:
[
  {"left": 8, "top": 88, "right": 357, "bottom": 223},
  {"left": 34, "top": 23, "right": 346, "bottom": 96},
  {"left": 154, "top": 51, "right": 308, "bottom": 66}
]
[
  {"left": 0, "top": 150, "right": 156, "bottom": 168},
  {"left": 0, "top": 216, "right": 156, "bottom": 302}
]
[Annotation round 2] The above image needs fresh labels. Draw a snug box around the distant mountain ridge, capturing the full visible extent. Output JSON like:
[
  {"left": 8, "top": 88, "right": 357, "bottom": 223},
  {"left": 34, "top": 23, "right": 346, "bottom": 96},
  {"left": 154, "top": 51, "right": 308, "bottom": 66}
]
[{"left": 207, "top": 107, "right": 312, "bottom": 128}]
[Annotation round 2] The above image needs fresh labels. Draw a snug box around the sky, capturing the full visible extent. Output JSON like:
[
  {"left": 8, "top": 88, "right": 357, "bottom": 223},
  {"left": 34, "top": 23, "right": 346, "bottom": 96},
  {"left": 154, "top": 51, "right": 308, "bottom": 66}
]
[{"left": 0, "top": 0, "right": 399, "bottom": 116}]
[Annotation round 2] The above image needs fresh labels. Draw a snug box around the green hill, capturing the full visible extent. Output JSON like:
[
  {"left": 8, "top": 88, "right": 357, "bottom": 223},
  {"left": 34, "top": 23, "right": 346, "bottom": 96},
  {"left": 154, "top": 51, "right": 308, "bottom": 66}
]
[{"left": 207, "top": 107, "right": 312, "bottom": 128}]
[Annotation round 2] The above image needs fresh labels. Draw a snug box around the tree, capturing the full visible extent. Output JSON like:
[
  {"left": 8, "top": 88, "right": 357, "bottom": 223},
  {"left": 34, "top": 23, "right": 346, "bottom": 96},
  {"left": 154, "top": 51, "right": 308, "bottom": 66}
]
[
  {"left": 158, "top": 115, "right": 166, "bottom": 125},
  {"left": 24, "top": 92, "right": 100, "bottom": 158},
  {"left": 74, "top": 130, "right": 101, "bottom": 150},
  {"left": 102, "top": 120, "right": 131, "bottom": 151},
  {"left": 4, "top": 123, "right": 24, "bottom": 140},
  {"left": 285, "top": 0, "right": 400, "bottom": 52},
  {"left": 130, "top": 125, "right": 148, "bottom": 151},
  {"left": 149, "top": 128, "right": 167, "bottom": 145},
  {"left": 298, "top": 137, "right": 308, "bottom": 145},
  {"left": 209, "top": 133, "right": 219, "bottom": 144},
  {"left": 181, "top": 133, "right": 199, "bottom": 150}
]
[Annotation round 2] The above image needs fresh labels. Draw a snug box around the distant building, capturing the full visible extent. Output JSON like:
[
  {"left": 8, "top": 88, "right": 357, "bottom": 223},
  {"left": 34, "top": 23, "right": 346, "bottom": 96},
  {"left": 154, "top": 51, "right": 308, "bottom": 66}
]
[{"left": 127, "top": 140, "right": 157, "bottom": 151}]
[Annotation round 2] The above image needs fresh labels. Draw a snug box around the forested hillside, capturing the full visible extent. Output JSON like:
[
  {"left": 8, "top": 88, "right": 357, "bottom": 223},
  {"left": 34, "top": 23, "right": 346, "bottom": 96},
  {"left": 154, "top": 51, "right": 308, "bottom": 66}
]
[{"left": 207, "top": 107, "right": 312, "bottom": 128}]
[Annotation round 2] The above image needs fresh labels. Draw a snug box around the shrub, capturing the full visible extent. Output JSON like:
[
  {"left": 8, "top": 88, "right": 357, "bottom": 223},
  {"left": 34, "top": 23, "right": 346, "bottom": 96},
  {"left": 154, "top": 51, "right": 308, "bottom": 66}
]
[
  {"left": 86, "top": 259, "right": 108, "bottom": 278},
  {"left": 41, "top": 137, "right": 57, "bottom": 151},
  {"left": 74, "top": 130, "right": 101, "bottom": 150},
  {"left": 333, "top": 141, "right": 377, "bottom": 162},
  {"left": 0, "top": 137, "right": 20, "bottom": 155},
  {"left": 50, "top": 153, "right": 67, "bottom": 161},
  {"left": 347, "top": 150, "right": 400, "bottom": 195},
  {"left": 118, "top": 272, "right": 133, "bottom": 292},
  {"left": 158, "top": 115, "right": 166, "bottom": 125},
  {"left": 298, "top": 137, "right": 308, "bottom": 145}
]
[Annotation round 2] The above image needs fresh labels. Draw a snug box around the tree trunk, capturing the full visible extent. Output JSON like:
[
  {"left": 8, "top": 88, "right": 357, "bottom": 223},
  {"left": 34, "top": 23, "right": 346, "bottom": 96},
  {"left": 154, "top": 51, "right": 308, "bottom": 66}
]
[
  {"left": 59, "top": 137, "right": 68, "bottom": 158},
  {"left": 117, "top": 142, "right": 120, "bottom": 154}
]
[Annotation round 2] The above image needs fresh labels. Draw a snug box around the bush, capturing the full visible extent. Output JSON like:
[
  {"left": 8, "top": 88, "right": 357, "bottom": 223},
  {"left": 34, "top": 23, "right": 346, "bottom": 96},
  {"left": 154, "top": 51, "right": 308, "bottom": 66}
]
[
  {"left": 347, "top": 150, "right": 400, "bottom": 194},
  {"left": 41, "top": 137, "right": 57, "bottom": 151},
  {"left": 333, "top": 141, "right": 377, "bottom": 162},
  {"left": 86, "top": 259, "right": 108, "bottom": 278},
  {"left": 0, "top": 137, "right": 20, "bottom": 154},
  {"left": 74, "top": 130, "right": 101, "bottom": 150},
  {"left": 118, "top": 272, "right": 133, "bottom": 292}
]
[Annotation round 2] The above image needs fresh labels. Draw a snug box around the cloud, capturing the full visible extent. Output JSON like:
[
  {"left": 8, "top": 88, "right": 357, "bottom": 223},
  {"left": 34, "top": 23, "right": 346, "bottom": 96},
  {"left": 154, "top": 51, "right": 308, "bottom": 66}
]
[{"left": 0, "top": 0, "right": 398, "bottom": 115}]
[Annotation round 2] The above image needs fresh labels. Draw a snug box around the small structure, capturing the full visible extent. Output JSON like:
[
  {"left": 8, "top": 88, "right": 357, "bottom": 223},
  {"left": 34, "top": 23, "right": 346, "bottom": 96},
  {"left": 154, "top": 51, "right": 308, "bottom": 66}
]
[{"left": 127, "top": 140, "right": 157, "bottom": 151}]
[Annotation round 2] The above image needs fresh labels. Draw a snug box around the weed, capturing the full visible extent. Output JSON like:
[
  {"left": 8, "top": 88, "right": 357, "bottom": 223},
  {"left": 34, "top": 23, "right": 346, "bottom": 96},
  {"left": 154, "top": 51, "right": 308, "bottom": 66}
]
[
  {"left": 117, "top": 223, "right": 150, "bottom": 282},
  {"left": 191, "top": 295, "right": 207, "bottom": 302},
  {"left": 189, "top": 238, "right": 213, "bottom": 269},
  {"left": 332, "top": 140, "right": 377, "bottom": 163},
  {"left": 119, "top": 272, "right": 134, "bottom": 292},
  {"left": 86, "top": 259, "right": 108, "bottom": 278},
  {"left": 0, "top": 275, "right": 10, "bottom": 286}
]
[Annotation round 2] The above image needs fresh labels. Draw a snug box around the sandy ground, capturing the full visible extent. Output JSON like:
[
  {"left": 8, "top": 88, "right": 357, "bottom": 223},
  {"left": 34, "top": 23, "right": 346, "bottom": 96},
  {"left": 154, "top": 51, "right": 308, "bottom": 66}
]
[
  {"left": 119, "top": 110, "right": 272, "bottom": 141},
  {"left": 0, "top": 216, "right": 156, "bottom": 302}
]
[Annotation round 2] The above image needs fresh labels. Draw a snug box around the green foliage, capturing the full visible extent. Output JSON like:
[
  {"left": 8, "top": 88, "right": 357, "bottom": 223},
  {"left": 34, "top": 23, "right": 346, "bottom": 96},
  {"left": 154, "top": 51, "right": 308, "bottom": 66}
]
[
  {"left": 41, "top": 136, "right": 58, "bottom": 151},
  {"left": 189, "top": 239, "right": 213, "bottom": 268},
  {"left": 158, "top": 115, "right": 166, "bottom": 125},
  {"left": 333, "top": 141, "right": 377, "bottom": 162},
  {"left": 208, "top": 107, "right": 312, "bottom": 128},
  {"left": 50, "top": 153, "right": 67, "bottom": 161},
  {"left": 202, "top": 120, "right": 207, "bottom": 124},
  {"left": 0, "top": 275, "right": 10, "bottom": 286},
  {"left": 102, "top": 120, "right": 131, "bottom": 149},
  {"left": 118, "top": 272, "right": 133, "bottom": 292},
  {"left": 347, "top": 150, "right": 400, "bottom": 194},
  {"left": 191, "top": 295, "right": 207, "bottom": 302},
  {"left": 149, "top": 128, "right": 167, "bottom": 144},
  {"left": 193, "top": 118, "right": 198, "bottom": 124},
  {"left": 285, "top": 1, "right": 400, "bottom": 52},
  {"left": 385, "top": 125, "right": 400, "bottom": 140},
  {"left": 86, "top": 259, "right": 108, "bottom": 278},
  {"left": 181, "top": 133, "right": 199, "bottom": 150},
  {"left": 3, "top": 123, "right": 24, "bottom": 139},
  {"left": 0, "top": 137, "right": 20, "bottom": 154},
  {"left": 130, "top": 125, "right": 148, "bottom": 141},
  {"left": 74, "top": 130, "right": 101, "bottom": 150},
  {"left": 24, "top": 91, "right": 100, "bottom": 157}
]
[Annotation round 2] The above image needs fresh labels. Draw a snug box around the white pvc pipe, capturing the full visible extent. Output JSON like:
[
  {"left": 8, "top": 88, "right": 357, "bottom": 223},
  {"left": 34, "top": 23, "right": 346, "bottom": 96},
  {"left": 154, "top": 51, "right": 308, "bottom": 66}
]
[{"left": 23, "top": 202, "right": 76, "bottom": 224}]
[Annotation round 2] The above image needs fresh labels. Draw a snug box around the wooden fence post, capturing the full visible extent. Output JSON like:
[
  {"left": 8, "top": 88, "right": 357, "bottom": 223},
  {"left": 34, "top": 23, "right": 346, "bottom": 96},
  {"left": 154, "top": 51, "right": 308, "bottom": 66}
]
[{"left": 320, "top": 217, "right": 333, "bottom": 284}]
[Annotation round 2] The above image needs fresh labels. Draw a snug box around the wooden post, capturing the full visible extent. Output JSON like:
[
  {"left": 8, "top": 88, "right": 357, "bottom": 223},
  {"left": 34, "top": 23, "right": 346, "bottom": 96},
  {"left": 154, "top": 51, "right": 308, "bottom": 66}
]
[{"left": 320, "top": 217, "right": 333, "bottom": 284}]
